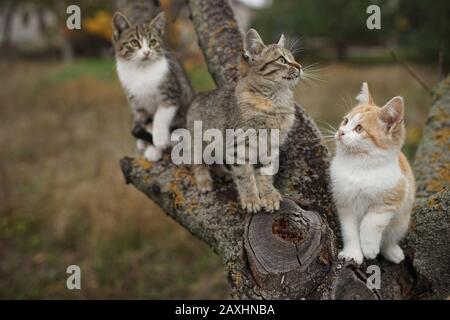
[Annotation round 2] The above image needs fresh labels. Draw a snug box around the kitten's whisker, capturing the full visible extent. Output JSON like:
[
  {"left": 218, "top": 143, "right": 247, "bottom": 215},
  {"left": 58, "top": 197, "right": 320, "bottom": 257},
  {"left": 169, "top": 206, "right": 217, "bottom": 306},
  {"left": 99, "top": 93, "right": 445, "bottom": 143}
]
[
  {"left": 316, "top": 119, "right": 338, "bottom": 132},
  {"left": 302, "top": 72, "right": 327, "bottom": 84},
  {"left": 319, "top": 127, "right": 337, "bottom": 134}
]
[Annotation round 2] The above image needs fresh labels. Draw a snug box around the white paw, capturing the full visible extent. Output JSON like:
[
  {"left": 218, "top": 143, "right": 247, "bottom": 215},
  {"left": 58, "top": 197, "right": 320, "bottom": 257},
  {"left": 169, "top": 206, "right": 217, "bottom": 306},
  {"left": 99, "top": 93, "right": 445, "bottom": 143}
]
[
  {"left": 144, "top": 145, "right": 162, "bottom": 162},
  {"left": 197, "top": 177, "right": 213, "bottom": 193},
  {"left": 382, "top": 244, "right": 404, "bottom": 264},
  {"left": 260, "top": 190, "right": 282, "bottom": 212},
  {"left": 241, "top": 195, "right": 262, "bottom": 213},
  {"left": 361, "top": 240, "right": 380, "bottom": 260},
  {"left": 338, "top": 247, "right": 364, "bottom": 265},
  {"left": 136, "top": 139, "right": 147, "bottom": 153},
  {"left": 152, "top": 128, "right": 171, "bottom": 149}
]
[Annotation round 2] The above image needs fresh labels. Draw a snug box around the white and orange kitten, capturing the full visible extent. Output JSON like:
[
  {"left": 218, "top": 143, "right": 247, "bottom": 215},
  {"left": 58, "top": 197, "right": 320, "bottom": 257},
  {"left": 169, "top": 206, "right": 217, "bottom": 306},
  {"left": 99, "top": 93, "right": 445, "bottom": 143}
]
[{"left": 330, "top": 82, "right": 415, "bottom": 265}]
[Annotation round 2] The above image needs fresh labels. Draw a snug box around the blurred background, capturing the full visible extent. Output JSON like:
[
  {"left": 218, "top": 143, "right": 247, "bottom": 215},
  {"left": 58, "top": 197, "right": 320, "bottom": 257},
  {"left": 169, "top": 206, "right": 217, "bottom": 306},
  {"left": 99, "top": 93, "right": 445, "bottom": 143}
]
[{"left": 0, "top": 0, "right": 448, "bottom": 298}]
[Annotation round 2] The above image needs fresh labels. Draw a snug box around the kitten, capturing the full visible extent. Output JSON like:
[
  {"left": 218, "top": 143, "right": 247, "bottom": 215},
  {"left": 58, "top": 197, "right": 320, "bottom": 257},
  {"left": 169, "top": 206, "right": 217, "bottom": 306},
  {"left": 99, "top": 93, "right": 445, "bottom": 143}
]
[
  {"left": 330, "top": 82, "right": 415, "bottom": 264},
  {"left": 112, "top": 11, "right": 193, "bottom": 161},
  {"left": 186, "top": 29, "right": 302, "bottom": 213}
]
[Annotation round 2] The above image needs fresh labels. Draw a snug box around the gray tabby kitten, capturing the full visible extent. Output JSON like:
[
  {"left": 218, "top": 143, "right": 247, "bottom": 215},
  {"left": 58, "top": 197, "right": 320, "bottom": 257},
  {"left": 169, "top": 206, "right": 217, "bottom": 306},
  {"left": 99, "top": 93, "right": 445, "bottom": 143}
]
[
  {"left": 186, "top": 29, "right": 302, "bottom": 213},
  {"left": 112, "top": 11, "right": 193, "bottom": 161}
]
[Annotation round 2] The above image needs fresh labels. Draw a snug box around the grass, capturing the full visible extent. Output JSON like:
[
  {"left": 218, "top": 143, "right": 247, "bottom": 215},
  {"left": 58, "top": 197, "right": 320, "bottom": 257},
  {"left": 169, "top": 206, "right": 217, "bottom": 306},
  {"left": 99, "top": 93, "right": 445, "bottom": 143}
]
[
  {"left": 0, "top": 58, "right": 228, "bottom": 299},
  {"left": 0, "top": 58, "right": 441, "bottom": 299}
]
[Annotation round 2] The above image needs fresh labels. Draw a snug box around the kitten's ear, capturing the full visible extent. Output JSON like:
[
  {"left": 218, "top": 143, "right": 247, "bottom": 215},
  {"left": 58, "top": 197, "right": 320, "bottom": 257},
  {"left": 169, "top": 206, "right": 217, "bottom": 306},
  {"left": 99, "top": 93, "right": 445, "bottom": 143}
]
[
  {"left": 356, "top": 82, "right": 374, "bottom": 105},
  {"left": 243, "top": 28, "right": 265, "bottom": 61},
  {"left": 379, "top": 96, "right": 404, "bottom": 131},
  {"left": 277, "top": 34, "right": 286, "bottom": 48},
  {"left": 149, "top": 12, "right": 166, "bottom": 37},
  {"left": 113, "top": 12, "right": 131, "bottom": 38}
]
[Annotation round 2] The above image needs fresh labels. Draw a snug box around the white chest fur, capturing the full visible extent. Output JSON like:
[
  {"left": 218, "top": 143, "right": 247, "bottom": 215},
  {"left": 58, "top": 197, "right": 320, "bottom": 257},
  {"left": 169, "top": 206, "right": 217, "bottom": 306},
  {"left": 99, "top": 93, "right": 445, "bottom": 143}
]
[
  {"left": 116, "top": 57, "right": 169, "bottom": 100},
  {"left": 330, "top": 152, "right": 402, "bottom": 211}
]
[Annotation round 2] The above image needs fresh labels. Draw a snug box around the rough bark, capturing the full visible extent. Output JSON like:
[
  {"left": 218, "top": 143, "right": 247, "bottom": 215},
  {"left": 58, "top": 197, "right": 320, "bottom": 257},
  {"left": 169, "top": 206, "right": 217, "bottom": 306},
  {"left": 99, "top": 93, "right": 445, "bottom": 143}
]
[
  {"left": 118, "top": 0, "right": 449, "bottom": 299},
  {"left": 188, "top": 0, "right": 242, "bottom": 86},
  {"left": 404, "top": 75, "right": 450, "bottom": 299}
]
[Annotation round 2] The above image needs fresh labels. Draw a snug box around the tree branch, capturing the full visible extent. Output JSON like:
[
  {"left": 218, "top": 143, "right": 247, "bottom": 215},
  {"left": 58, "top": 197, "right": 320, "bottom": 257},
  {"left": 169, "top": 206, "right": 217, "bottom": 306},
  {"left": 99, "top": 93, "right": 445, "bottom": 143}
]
[
  {"left": 413, "top": 74, "right": 450, "bottom": 199},
  {"left": 188, "top": 0, "right": 242, "bottom": 86},
  {"left": 118, "top": 0, "right": 449, "bottom": 299}
]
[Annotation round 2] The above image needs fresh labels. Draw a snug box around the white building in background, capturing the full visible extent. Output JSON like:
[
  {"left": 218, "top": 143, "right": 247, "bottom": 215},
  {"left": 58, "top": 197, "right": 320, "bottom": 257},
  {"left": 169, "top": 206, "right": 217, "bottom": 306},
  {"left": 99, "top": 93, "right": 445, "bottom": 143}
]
[
  {"left": 0, "top": 4, "right": 56, "bottom": 48},
  {"left": 230, "top": 0, "right": 272, "bottom": 31}
]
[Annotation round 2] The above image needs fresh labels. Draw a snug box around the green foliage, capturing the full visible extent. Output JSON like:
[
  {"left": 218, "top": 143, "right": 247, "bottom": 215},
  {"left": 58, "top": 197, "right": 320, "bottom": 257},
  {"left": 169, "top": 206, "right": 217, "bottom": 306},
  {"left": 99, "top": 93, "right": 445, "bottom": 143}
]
[
  {"left": 396, "top": 0, "right": 450, "bottom": 66},
  {"left": 252, "top": 0, "right": 449, "bottom": 65},
  {"left": 49, "top": 58, "right": 116, "bottom": 83},
  {"left": 253, "top": 0, "right": 390, "bottom": 48}
]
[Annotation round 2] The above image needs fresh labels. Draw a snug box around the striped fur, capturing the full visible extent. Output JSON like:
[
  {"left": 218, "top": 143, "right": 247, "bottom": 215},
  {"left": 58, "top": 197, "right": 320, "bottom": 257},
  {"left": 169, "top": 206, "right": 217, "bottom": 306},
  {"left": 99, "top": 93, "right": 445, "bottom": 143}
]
[
  {"left": 187, "top": 28, "right": 303, "bottom": 213},
  {"left": 112, "top": 11, "right": 193, "bottom": 161}
]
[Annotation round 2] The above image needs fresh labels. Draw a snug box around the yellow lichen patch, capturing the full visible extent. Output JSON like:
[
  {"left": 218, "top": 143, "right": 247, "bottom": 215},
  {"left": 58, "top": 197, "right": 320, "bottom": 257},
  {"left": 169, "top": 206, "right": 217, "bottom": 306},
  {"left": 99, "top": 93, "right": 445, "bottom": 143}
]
[
  {"left": 186, "top": 198, "right": 200, "bottom": 214},
  {"left": 438, "top": 164, "right": 450, "bottom": 182},
  {"left": 425, "top": 179, "right": 444, "bottom": 194},
  {"left": 409, "top": 219, "right": 417, "bottom": 232},
  {"left": 173, "top": 166, "right": 195, "bottom": 186},
  {"left": 287, "top": 182, "right": 296, "bottom": 193},
  {"left": 133, "top": 157, "right": 153, "bottom": 170},
  {"left": 168, "top": 181, "right": 186, "bottom": 209},
  {"left": 427, "top": 197, "right": 437, "bottom": 208},
  {"left": 433, "top": 127, "right": 450, "bottom": 148},
  {"left": 227, "top": 201, "right": 238, "bottom": 215},
  {"left": 230, "top": 269, "right": 242, "bottom": 285},
  {"left": 423, "top": 158, "right": 449, "bottom": 193}
]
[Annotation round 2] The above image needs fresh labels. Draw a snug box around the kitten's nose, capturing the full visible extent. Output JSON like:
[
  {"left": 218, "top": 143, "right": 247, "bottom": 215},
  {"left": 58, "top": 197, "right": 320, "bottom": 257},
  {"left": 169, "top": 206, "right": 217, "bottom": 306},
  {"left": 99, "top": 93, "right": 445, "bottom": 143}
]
[
  {"left": 143, "top": 50, "right": 151, "bottom": 57},
  {"left": 338, "top": 130, "right": 345, "bottom": 138}
]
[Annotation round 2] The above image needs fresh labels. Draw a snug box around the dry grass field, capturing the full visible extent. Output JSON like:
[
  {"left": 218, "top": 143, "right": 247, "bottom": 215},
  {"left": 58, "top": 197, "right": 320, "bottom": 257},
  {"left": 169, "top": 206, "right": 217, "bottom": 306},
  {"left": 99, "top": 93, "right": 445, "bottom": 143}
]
[{"left": 0, "top": 59, "right": 440, "bottom": 298}]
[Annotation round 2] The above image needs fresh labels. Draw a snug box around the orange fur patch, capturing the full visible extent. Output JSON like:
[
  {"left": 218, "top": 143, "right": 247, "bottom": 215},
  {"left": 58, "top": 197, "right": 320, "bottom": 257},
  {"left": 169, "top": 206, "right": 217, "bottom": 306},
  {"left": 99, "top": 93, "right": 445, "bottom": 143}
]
[
  {"left": 345, "top": 103, "right": 405, "bottom": 149},
  {"left": 239, "top": 91, "right": 273, "bottom": 112},
  {"left": 384, "top": 178, "right": 406, "bottom": 210}
]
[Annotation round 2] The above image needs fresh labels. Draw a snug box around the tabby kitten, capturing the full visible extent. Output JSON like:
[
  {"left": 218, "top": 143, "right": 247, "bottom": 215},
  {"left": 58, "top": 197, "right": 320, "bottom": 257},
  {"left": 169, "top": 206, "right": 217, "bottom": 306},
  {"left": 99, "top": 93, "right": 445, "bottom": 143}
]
[
  {"left": 112, "top": 11, "right": 193, "bottom": 161},
  {"left": 186, "top": 29, "right": 302, "bottom": 213},
  {"left": 330, "top": 83, "right": 415, "bottom": 264}
]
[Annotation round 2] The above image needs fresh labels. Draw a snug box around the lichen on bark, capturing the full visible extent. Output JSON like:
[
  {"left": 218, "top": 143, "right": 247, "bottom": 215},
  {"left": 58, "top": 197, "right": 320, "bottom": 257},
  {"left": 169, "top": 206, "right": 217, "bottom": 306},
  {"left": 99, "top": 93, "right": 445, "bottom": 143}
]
[{"left": 118, "top": 0, "right": 450, "bottom": 300}]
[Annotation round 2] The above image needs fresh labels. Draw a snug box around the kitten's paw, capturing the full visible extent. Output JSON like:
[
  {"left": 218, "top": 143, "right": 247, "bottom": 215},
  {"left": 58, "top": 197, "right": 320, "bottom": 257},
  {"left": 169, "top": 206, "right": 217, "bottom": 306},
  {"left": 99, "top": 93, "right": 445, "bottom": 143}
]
[
  {"left": 381, "top": 244, "right": 404, "bottom": 264},
  {"left": 338, "top": 247, "right": 364, "bottom": 265},
  {"left": 196, "top": 176, "right": 213, "bottom": 193},
  {"left": 153, "top": 129, "right": 171, "bottom": 149},
  {"left": 213, "top": 166, "right": 233, "bottom": 182},
  {"left": 361, "top": 241, "right": 380, "bottom": 260},
  {"left": 144, "top": 145, "right": 162, "bottom": 162},
  {"left": 241, "top": 195, "right": 262, "bottom": 213},
  {"left": 136, "top": 139, "right": 147, "bottom": 153},
  {"left": 260, "top": 190, "right": 282, "bottom": 212}
]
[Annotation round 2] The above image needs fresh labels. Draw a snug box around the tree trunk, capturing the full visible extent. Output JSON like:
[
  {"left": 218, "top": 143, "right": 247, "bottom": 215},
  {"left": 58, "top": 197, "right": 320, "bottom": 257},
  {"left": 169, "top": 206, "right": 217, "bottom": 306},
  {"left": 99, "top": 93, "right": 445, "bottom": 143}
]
[
  {"left": 335, "top": 42, "right": 348, "bottom": 62},
  {"left": 118, "top": 0, "right": 449, "bottom": 299},
  {"left": 54, "top": 0, "right": 74, "bottom": 64},
  {"left": 0, "top": 0, "right": 16, "bottom": 52}
]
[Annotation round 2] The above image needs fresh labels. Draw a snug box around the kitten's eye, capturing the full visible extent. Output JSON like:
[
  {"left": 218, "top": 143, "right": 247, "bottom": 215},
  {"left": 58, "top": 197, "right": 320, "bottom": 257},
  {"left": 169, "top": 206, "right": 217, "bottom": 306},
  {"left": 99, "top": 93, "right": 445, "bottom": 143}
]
[
  {"left": 278, "top": 57, "right": 287, "bottom": 64},
  {"left": 342, "top": 118, "right": 348, "bottom": 125},
  {"left": 150, "top": 39, "right": 157, "bottom": 46},
  {"left": 354, "top": 124, "right": 364, "bottom": 133},
  {"left": 131, "top": 40, "right": 139, "bottom": 47}
]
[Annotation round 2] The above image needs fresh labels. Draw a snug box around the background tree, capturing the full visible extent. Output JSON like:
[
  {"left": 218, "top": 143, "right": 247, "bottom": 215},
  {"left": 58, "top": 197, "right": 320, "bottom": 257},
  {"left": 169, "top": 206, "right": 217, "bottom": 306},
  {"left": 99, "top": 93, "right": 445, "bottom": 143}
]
[
  {"left": 396, "top": 0, "right": 450, "bottom": 75},
  {"left": 251, "top": 0, "right": 391, "bottom": 61},
  {"left": 119, "top": 0, "right": 449, "bottom": 299}
]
